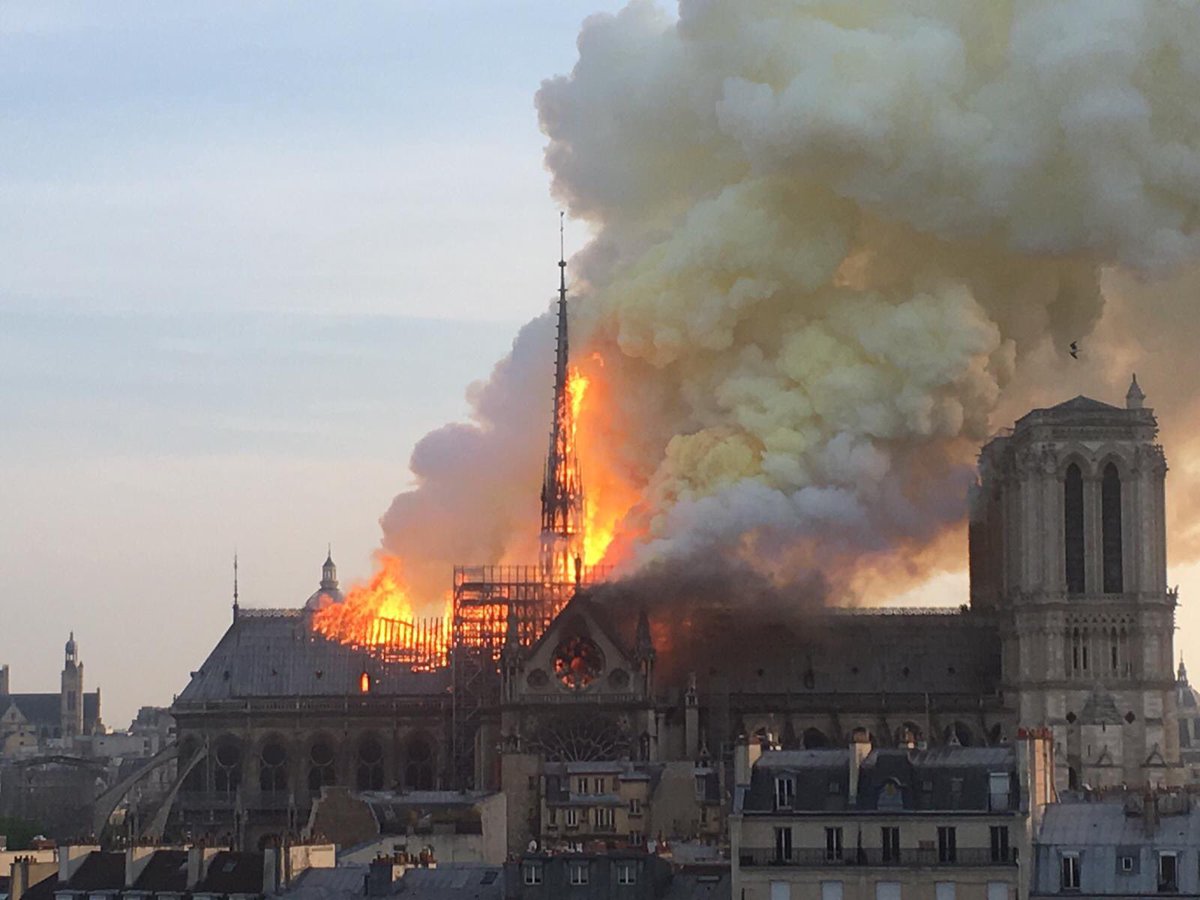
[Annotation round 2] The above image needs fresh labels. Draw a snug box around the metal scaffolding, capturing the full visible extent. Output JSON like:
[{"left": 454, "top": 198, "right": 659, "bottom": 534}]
[{"left": 449, "top": 564, "right": 611, "bottom": 787}]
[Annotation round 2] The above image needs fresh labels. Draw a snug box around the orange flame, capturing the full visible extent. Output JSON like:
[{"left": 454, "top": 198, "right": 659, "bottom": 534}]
[
  {"left": 567, "top": 358, "right": 639, "bottom": 567},
  {"left": 312, "top": 555, "right": 449, "bottom": 658}
]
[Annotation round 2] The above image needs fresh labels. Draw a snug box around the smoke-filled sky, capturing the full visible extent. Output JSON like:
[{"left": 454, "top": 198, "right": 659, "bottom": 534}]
[{"left": 5, "top": 0, "right": 1200, "bottom": 726}]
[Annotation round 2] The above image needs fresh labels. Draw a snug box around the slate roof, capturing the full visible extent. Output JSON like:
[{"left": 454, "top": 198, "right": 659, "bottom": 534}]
[
  {"left": 744, "top": 746, "right": 1016, "bottom": 813},
  {"left": 282, "top": 865, "right": 367, "bottom": 900},
  {"left": 132, "top": 850, "right": 189, "bottom": 892},
  {"left": 1039, "top": 799, "right": 1200, "bottom": 847},
  {"left": 175, "top": 613, "right": 449, "bottom": 703},
  {"left": 394, "top": 865, "right": 504, "bottom": 899},
  {"left": 65, "top": 852, "right": 125, "bottom": 891},
  {"left": 0, "top": 694, "right": 100, "bottom": 731},
  {"left": 194, "top": 852, "right": 263, "bottom": 895}
]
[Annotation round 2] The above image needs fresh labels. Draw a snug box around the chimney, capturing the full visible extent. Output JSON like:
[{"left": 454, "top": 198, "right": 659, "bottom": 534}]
[
  {"left": 0, "top": 664, "right": 9, "bottom": 696},
  {"left": 58, "top": 846, "right": 99, "bottom": 886},
  {"left": 734, "top": 734, "right": 751, "bottom": 787},
  {"left": 186, "top": 846, "right": 221, "bottom": 890},
  {"left": 848, "top": 728, "right": 872, "bottom": 805},
  {"left": 125, "top": 846, "right": 157, "bottom": 888},
  {"left": 262, "top": 848, "right": 279, "bottom": 895},
  {"left": 1015, "top": 727, "right": 1057, "bottom": 826},
  {"left": 1143, "top": 788, "right": 1160, "bottom": 837}
]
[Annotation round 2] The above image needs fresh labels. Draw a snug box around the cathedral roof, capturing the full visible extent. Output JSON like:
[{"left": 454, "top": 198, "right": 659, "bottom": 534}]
[
  {"left": 174, "top": 611, "right": 449, "bottom": 705},
  {"left": 1047, "top": 395, "right": 1123, "bottom": 414},
  {"left": 0, "top": 692, "right": 100, "bottom": 729}
]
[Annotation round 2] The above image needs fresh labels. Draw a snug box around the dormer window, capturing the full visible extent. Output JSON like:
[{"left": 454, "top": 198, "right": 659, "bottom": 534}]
[{"left": 775, "top": 775, "right": 795, "bottom": 809}]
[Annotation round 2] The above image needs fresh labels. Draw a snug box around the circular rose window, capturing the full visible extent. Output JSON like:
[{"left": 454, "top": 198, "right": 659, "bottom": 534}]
[{"left": 553, "top": 635, "right": 605, "bottom": 690}]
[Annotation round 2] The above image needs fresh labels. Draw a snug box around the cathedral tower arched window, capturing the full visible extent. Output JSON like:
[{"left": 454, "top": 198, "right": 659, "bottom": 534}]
[
  {"left": 1064, "top": 464, "right": 1085, "bottom": 594},
  {"left": 404, "top": 734, "right": 435, "bottom": 790},
  {"left": 259, "top": 739, "right": 288, "bottom": 793},
  {"left": 356, "top": 734, "right": 385, "bottom": 790},
  {"left": 308, "top": 737, "right": 336, "bottom": 791},
  {"left": 1102, "top": 463, "right": 1123, "bottom": 593},
  {"left": 214, "top": 738, "right": 241, "bottom": 794}
]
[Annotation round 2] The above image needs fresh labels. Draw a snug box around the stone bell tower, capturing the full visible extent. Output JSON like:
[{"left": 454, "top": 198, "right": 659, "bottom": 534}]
[
  {"left": 969, "top": 377, "right": 1180, "bottom": 788},
  {"left": 61, "top": 631, "right": 84, "bottom": 739}
]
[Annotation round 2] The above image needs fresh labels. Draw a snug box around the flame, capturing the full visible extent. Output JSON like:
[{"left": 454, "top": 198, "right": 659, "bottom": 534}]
[
  {"left": 312, "top": 555, "right": 449, "bottom": 660},
  {"left": 566, "top": 358, "right": 641, "bottom": 567}
]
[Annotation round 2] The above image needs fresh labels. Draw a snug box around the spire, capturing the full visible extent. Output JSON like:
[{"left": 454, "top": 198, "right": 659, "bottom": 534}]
[
  {"left": 1179, "top": 655, "right": 1189, "bottom": 686},
  {"left": 539, "top": 213, "right": 586, "bottom": 579},
  {"left": 1126, "top": 373, "right": 1146, "bottom": 410},
  {"left": 232, "top": 553, "right": 240, "bottom": 621},
  {"left": 65, "top": 631, "right": 77, "bottom": 665}
]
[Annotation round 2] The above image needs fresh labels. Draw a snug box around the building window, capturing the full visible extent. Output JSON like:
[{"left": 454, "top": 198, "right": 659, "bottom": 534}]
[
  {"left": 826, "top": 826, "right": 844, "bottom": 861},
  {"left": 1064, "top": 464, "right": 1085, "bottom": 594},
  {"left": 616, "top": 862, "right": 637, "bottom": 885},
  {"left": 547, "top": 806, "right": 557, "bottom": 827},
  {"left": 775, "top": 775, "right": 795, "bottom": 809},
  {"left": 522, "top": 862, "right": 542, "bottom": 885},
  {"left": 596, "top": 807, "right": 615, "bottom": 829},
  {"left": 695, "top": 774, "right": 707, "bottom": 800},
  {"left": 1120, "top": 855, "right": 1134, "bottom": 873},
  {"left": 308, "top": 738, "right": 335, "bottom": 791},
  {"left": 875, "top": 881, "right": 901, "bottom": 900},
  {"left": 565, "top": 808, "right": 579, "bottom": 828},
  {"left": 629, "top": 797, "right": 642, "bottom": 816},
  {"left": 355, "top": 734, "right": 385, "bottom": 790},
  {"left": 1061, "top": 853, "right": 1080, "bottom": 891},
  {"left": 937, "top": 826, "right": 957, "bottom": 863},
  {"left": 629, "top": 831, "right": 644, "bottom": 847},
  {"left": 986, "top": 883, "right": 1008, "bottom": 900},
  {"left": 259, "top": 739, "right": 288, "bottom": 792},
  {"left": 881, "top": 827, "right": 900, "bottom": 864},
  {"left": 989, "top": 826, "right": 1010, "bottom": 863},
  {"left": 569, "top": 861, "right": 589, "bottom": 885},
  {"left": 935, "top": 883, "right": 955, "bottom": 900},
  {"left": 771, "top": 883, "right": 792, "bottom": 900},
  {"left": 988, "top": 772, "right": 1011, "bottom": 811},
  {"left": 577, "top": 777, "right": 589, "bottom": 794},
  {"left": 1101, "top": 463, "right": 1123, "bottom": 593},
  {"left": 774, "top": 826, "right": 793, "bottom": 863},
  {"left": 1158, "top": 853, "right": 1178, "bottom": 892},
  {"left": 821, "top": 882, "right": 844, "bottom": 900}
]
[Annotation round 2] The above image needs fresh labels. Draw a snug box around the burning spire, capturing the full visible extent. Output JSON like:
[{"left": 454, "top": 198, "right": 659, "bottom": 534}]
[{"left": 540, "top": 214, "right": 586, "bottom": 579}]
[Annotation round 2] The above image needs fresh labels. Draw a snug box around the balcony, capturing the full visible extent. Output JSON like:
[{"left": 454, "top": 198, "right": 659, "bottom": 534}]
[{"left": 739, "top": 848, "right": 1018, "bottom": 868}]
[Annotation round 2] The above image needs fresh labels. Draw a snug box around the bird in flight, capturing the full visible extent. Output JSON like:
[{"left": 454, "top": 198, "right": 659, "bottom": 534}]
[{"left": 1069, "top": 341, "right": 1079, "bottom": 359}]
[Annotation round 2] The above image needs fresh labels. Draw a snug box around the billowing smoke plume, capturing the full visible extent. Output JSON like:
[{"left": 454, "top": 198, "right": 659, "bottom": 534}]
[{"left": 383, "top": 0, "right": 1200, "bottom": 606}]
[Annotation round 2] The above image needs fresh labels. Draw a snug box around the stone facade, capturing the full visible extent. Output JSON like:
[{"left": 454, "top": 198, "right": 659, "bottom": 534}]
[{"left": 970, "top": 384, "right": 1179, "bottom": 788}]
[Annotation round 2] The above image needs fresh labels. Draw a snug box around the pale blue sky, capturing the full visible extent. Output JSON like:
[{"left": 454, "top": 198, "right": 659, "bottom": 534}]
[{"left": 0, "top": 0, "right": 626, "bottom": 724}]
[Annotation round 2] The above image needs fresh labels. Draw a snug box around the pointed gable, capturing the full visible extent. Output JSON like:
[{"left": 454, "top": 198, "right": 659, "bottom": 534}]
[{"left": 519, "top": 594, "right": 639, "bottom": 699}]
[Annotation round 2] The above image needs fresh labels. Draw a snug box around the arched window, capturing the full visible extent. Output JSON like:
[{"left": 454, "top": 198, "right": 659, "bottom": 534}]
[
  {"left": 259, "top": 739, "right": 288, "bottom": 793},
  {"left": 404, "top": 734, "right": 435, "bottom": 790},
  {"left": 214, "top": 739, "right": 241, "bottom": 794},
  {"left": 356, "top": 734, "right": 385, "bottom": 790},
  {"left": 1102, "top": 463, "right": 1123, "bottom": 593},
  {"left": 1071, "top": 628, "right": 1081, "bottom": 673},
  {"left": 944, "top": 722, "right": 973, "bottom": 747},
  {"left": 308, "top": 738, "right": 336, "bottom": 791},
  {"left": 1110, "top": 628, "right": 1120, "bottom": 674},
  {"left": 1064, "top": 464, "right": 1085, "bottom": 594}
]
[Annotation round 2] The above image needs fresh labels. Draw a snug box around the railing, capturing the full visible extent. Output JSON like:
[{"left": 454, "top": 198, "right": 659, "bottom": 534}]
[{"left": 739, "top": 848, "right": 1018, "bottom": 868}]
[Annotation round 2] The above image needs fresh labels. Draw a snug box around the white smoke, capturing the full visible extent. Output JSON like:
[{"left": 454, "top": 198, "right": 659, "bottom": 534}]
[{"left": 383, "top": 0, "right": 1200, "bottom": 604}]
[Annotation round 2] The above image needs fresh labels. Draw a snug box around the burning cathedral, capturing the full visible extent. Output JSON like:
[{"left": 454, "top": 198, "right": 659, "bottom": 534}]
[{"left": 156, "top": 246, "right": 1183, "bottom": 851}]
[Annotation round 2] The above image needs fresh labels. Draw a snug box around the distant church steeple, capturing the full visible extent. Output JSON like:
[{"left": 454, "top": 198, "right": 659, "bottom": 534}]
[
  {"left": 61, "top": 631, "right": 84, "bottom": 738},
  {"left": 321, "top": 546, "right": 338, "bottom": 592}
]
